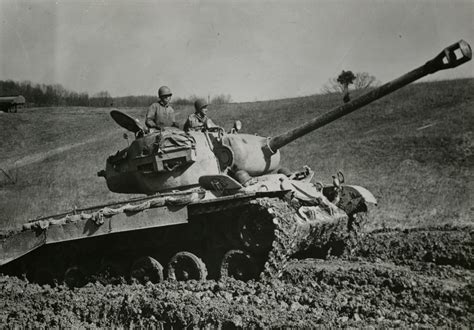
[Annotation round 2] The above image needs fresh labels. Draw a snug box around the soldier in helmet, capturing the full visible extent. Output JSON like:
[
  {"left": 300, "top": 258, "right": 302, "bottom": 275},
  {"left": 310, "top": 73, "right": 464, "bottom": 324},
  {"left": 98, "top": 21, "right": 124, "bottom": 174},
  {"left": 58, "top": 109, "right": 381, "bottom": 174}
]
[
  {"left": 183, "top": 99, "right": 217, "bottom": 132},
  {"left": 146, "top": 86, "right": 178, "bottom": 131}
]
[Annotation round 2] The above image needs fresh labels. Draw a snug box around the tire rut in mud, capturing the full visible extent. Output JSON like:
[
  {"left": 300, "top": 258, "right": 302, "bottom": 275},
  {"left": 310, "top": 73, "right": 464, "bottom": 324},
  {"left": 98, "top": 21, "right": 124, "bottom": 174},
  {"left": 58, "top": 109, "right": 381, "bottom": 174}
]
[{"left": 348, "top": 225, "right": 473, "bottom": 269}]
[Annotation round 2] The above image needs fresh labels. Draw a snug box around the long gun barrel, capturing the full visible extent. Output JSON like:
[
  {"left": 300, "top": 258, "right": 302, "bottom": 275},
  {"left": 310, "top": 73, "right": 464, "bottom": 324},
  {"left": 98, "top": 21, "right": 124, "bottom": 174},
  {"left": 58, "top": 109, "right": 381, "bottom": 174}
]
[{"left": 268, "top": 40, "right": 472, "bottom": 152}]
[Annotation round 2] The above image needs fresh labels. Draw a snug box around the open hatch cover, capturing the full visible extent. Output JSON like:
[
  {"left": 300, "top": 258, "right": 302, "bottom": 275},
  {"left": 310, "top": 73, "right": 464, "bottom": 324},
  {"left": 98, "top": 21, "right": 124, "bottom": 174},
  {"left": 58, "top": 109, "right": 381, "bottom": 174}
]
[{"left": 110, "top": 110, "right": 143, "bottom": 133}]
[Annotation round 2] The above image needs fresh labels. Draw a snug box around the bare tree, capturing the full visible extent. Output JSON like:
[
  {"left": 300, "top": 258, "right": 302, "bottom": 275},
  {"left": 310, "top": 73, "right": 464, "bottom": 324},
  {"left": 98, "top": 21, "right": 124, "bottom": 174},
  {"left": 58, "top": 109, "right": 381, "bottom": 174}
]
[
  {"left": 321, "top": 77, "right": 344, "bottom": 94},
  {"left": 91, "top": 91, "right": 112, "bottom": 107},
  {"left": 211, "top": 94, "right": 232, "bottom": 104},
  {"left": 353, "top": 72, "right": 378, "bottom": 90}
]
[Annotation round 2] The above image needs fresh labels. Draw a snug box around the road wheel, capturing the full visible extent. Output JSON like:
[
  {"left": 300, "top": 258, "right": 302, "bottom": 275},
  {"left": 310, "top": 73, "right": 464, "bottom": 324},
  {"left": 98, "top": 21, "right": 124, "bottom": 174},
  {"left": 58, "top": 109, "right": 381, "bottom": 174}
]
[
  {"left": 220, "top": 249, "right": 259, "bottom": 281},
  {"left": 98, "top": 256, "right": 128, "bottom": 283},
  {"left": 167, "top": 251, "right": 207, "bottom": 281},
  {"left": 236, "top": 209, "right": 274, "bottom": 252},
  {"left": 130, "top": 256, "right": 163, "bottom": 284},
  {"left": 64, "top": 266, "right": 86, "bottom": 287},
  {"left": 28, "top": 267, "right": 56, "bottom": 285}
]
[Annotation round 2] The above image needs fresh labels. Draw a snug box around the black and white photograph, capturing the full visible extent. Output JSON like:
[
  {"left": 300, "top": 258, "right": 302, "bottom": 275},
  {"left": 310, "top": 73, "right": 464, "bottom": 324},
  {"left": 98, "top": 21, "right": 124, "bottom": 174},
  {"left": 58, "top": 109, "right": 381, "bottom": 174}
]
[{"left": 0, "top": 0, "right": 472, "bottom": 327}]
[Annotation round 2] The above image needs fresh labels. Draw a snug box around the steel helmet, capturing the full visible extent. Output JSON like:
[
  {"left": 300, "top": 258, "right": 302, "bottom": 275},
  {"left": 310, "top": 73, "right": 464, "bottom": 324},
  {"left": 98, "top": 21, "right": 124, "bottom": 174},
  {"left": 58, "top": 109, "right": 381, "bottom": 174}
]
[
  {"left": 194, "top": 99, "right": 208, "bottom": 111},
  {"left": 158, "top": 86, "right": 172, "bottom": 97}
]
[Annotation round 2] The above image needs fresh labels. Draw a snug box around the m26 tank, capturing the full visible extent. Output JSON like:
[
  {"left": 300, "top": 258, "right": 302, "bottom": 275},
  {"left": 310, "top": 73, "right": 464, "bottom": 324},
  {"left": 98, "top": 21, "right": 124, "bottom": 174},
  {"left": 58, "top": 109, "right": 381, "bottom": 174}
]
[{"left": 0, "top": 40, "right": 471, "bottom": 286}]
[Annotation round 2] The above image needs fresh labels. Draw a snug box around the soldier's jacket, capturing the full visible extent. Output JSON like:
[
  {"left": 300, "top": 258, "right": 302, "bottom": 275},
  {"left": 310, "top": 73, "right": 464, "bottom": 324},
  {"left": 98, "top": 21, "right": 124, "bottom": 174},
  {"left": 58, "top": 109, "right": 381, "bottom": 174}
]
[
  {"left": 146, "top": 101, "right": 176, "bottom": 129},
  {"left": 183, "top": 112, "right": 216, "bottom": 132}
]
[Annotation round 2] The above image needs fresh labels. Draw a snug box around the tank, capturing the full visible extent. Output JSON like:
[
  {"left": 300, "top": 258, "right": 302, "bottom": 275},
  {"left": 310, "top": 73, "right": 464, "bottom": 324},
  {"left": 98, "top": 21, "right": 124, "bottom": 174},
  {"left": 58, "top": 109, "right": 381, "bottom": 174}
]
[
  {"left": 0, "top": 95, "right": 25, "bottom": 113},
  {"left": 0, "top": 40, "right": 471, "bottom": 286}
]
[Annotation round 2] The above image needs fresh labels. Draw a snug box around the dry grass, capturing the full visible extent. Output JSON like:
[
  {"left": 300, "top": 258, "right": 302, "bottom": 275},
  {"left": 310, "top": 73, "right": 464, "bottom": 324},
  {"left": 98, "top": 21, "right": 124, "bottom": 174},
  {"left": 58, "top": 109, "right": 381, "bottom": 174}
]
[{"left": 0, "top": 79, "right": 472, "bottom": 229}]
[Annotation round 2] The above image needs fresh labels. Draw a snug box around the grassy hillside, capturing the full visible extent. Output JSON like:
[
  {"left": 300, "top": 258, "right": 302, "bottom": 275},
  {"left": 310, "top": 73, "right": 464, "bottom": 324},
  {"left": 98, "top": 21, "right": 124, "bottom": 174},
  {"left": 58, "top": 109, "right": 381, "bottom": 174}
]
[{"left": 0, "top": 78, "right": 472, "bottom": 229}]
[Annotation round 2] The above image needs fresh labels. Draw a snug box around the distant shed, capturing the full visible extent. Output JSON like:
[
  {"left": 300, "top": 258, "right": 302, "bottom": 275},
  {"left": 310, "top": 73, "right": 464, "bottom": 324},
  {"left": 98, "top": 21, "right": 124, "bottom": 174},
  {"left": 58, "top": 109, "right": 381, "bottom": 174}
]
[{"left": 0, "top": 95, "right": 26, "bottom": 113}]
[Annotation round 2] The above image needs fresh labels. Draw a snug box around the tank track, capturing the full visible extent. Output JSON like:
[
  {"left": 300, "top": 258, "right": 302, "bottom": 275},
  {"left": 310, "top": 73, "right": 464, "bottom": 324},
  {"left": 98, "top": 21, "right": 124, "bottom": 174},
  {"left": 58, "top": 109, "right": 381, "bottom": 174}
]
[
  {"left": 204, "top": 196, "right": 350, "bottom": 280},
  {"left": 259, "top": 197, "right": 304, "bottom": 280}
]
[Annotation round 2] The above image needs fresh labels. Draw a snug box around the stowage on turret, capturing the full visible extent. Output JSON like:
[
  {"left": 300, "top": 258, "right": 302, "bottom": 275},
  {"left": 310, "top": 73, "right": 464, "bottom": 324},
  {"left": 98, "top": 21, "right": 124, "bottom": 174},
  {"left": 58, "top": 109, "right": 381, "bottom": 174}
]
[{"left": 0, "top": 40, "right": 471, "bottom": 286}]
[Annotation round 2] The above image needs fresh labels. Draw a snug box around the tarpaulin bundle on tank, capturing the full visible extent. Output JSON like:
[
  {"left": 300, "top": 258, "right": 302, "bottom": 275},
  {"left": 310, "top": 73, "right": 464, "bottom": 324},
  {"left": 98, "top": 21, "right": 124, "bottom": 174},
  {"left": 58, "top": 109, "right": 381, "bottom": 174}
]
[
  {"left": 152, "top": 129, "right": 196, "bottom": 155},
  {"left": 21, "top": 191, "right": 203, "bottom": 232}
]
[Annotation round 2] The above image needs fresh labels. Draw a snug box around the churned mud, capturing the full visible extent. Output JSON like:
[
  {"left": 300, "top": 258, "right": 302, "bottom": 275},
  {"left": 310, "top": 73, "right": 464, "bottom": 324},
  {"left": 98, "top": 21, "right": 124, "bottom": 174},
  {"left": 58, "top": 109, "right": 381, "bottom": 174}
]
[{"left": 0, "top": 226, "right": 472, "bottom": 327}]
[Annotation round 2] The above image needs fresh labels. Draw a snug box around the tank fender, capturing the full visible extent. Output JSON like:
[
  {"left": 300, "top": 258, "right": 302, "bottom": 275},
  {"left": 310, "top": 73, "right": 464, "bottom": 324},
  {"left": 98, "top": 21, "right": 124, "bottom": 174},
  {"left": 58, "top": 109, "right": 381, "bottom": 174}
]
[
  {"left": 337, "top": 184, "right": 377, "bottom": 215},
  {"left": 198, "top": 174, "right": 243, "bottom": 193},
  {"left": 288, "top": 180, "right": 323, "bottom": 201},
  {"left": 343, "top": 185, "right": 377, "bottom": 205}
]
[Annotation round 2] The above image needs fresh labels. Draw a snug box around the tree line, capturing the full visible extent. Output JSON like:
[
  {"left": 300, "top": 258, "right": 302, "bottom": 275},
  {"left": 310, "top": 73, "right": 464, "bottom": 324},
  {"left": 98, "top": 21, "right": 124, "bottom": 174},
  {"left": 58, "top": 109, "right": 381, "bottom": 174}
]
[
  {"left": 0, "top": 80, "right": 90, "bottom": 107},
  {"left": 0, "top": 80, "right": 233, "bottom": 108},
  {"left": 1, "top": 72, "right": 378, "bottom": 108}
]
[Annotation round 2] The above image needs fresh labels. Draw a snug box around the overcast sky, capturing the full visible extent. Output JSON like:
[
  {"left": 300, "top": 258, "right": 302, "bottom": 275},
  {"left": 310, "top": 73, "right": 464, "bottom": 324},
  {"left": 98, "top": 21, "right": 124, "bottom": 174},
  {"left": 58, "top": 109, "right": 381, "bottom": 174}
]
[{"left": 0, "top": 0, "right": 472, "bottom": 102}]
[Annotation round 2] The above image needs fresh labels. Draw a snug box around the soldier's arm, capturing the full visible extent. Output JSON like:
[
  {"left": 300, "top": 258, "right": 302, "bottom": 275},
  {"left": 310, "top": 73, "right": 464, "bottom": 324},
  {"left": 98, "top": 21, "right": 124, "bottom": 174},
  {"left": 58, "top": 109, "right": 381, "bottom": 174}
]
[
  {"left": 205, "top": 117, "right": 217, "bottom": 129},
  {"left": 184, "top": 115, "right": 198, "bottom": 132},
  {"left": 184, "top": 114, "right": 197, "bottom": 132},
  {"left": 183, "top": 118, "right": 191, "bottom": 132},
  {"left": 171, "top": 109, "right": 178, "bottom": 128},
  {"left": 145, "top": 104, "right": 158, "bottom": 128}
]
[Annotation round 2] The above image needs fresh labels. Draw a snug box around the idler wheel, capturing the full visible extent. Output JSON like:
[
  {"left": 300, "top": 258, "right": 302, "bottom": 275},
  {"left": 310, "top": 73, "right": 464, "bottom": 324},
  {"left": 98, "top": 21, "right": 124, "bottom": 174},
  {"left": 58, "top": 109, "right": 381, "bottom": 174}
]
[
  {"left": 236, "top": 209, "right": 274, "bottom": 252},
  {"left": 219, "top": 249, "right": 259, "bottom": 281},
  {"left": 64, "top": 266, "right": 86, "bottom": 287},
  {"left": 130, "top": 256, "right": 164, "bottom": 284},
  {"left": 99, "top": 256, "right": 128, "bottom": 280},
  {"left": 167, "top": 251, "right": 207, "bottom": 281}
]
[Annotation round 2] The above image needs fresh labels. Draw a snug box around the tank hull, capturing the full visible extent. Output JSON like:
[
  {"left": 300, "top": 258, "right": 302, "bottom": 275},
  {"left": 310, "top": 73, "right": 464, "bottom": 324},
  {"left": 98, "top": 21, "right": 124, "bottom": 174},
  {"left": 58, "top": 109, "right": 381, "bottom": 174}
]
[{"left": 0, "top": 187, "right": 356, "bottom": 284}]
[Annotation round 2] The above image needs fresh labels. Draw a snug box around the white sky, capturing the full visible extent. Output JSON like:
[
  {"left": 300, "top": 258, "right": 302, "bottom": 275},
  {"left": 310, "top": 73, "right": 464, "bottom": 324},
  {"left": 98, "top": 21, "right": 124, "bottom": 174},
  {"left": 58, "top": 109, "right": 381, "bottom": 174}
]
[{"left": 0, "top": 0, "right": 473, "bottom": 102}]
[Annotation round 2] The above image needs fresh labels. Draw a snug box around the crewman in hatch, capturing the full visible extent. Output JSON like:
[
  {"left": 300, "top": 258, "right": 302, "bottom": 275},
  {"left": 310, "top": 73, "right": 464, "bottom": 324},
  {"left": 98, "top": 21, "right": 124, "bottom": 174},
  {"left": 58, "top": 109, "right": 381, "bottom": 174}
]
[
  {"left": 146, "top": 86, "right": 179, "bottom": 131},
  {"left": 183, "top": 99, "right": 217, "bottom": 132}
]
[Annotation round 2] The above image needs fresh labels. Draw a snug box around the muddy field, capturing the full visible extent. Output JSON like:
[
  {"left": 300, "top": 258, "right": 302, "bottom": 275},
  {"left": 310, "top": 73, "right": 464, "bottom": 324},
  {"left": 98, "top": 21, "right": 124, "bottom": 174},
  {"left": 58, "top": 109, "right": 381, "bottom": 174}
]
[{"left": 1, "top": 225, "right": 472, "bottom": 327}]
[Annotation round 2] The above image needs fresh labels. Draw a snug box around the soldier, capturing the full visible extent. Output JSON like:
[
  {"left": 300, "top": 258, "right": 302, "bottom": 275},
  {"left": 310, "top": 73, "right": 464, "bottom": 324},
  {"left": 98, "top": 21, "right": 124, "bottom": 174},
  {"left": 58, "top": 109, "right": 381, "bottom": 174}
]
[
  {"left": 183, "top": 99, "right": 217, "bottom": 132},
  {"left": 145, "top": 86, "right": 178, "bottom": 131}
]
